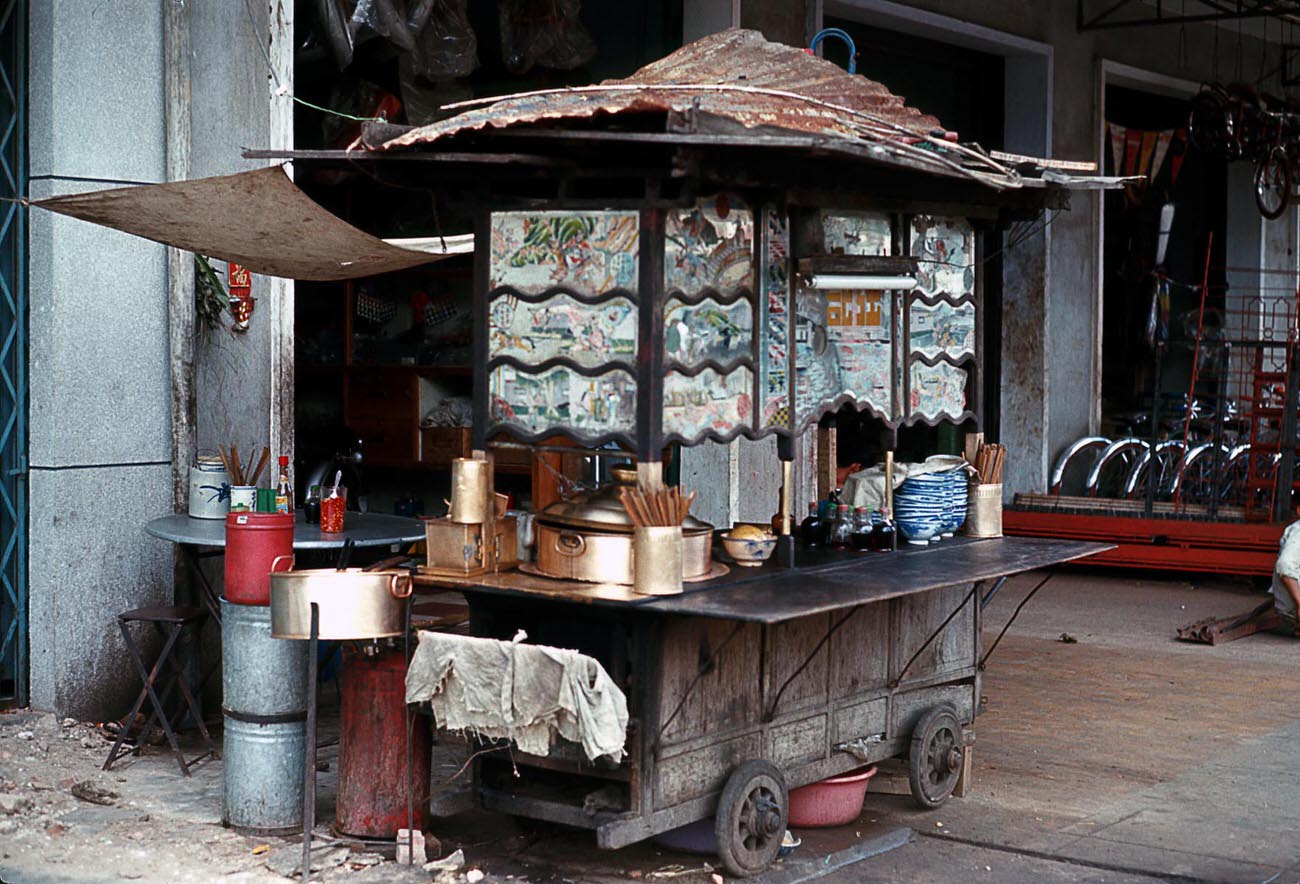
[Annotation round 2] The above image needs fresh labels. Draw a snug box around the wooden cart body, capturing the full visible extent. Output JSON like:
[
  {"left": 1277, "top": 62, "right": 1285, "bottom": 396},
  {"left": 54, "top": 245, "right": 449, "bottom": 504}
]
[{"left": 448, "top": 537, "right": 1100, "bottom": 849}]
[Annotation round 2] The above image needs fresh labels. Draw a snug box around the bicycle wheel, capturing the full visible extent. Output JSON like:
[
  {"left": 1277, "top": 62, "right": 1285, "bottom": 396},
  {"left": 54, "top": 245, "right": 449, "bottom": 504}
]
[{"left": 1255, "top": 148, "right": 1292, "bottom": 220}]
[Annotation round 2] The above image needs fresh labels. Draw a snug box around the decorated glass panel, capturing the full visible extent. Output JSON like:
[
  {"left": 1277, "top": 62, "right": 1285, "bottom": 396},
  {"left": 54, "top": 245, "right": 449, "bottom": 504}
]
[
  {"left": 911, "top": 216, "right": 974, "bottom": 297},
  {"left": 664, "top": 197, "right": 754, "bottom": 296},
  {"left": 910, "top": 361, "right": 968, "bottom": 421},
  {"left": 827, "top": 289, "right": 893, "bottom": 413},
  {"left": 821, "top": 211, "right": 892, "bottom": 256},
  {"left": 489, "top": 365, "right": 636, "bottom": 439},
  {"left": 489, "top": 211, "right": 640, "bottom": 295},
  {"left": 759, "top": 207, "right": 791, "bottom": 427},
  {"left": 490, "top": 293, "right": 637, "bottom": 368},
  {"left": 662, "top": 367, "right": 753, "bottom": 441},
  {"left": 909, "top": 299, "right": 975, "bottom": 360},
  {"left": 793, "top": 287, "right": 893, "bottom": 427},
  {"left": 663, "top": 297, "right": 753, "bottom": 367}
]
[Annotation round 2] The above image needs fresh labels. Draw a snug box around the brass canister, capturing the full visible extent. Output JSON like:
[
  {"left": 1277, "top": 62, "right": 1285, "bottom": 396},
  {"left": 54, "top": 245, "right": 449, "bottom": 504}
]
[
  {"left": 965, "top": 483, "right": 1003, "bottom": 538},
  {"left": 450, "top": 458, "right": 489, "bottom": 524},
  {"left": 632, "top": 526, "right": 683, "bottom": 596}
]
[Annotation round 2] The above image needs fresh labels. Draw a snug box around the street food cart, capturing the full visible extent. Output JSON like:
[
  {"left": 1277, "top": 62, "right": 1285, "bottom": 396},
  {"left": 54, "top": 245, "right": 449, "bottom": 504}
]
[
  {"left": 27, "top": 28, "right": 1119, "bottom": 879},
  {"left": 381, "top": 30, "right": 1113, "bottom": 877}
]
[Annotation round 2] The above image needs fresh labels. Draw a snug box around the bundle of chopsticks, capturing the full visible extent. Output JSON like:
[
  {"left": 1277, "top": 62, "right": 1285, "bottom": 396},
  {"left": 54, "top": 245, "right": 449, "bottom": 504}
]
[
  {"left": 218, "top": 444, "right": 271, "bottom": 487},
  {"left": 619, "top": 484, "right": 695, "bottom": 527},
  {"left": 973, "top": 443, "right": 1005, "bottom": 485}
]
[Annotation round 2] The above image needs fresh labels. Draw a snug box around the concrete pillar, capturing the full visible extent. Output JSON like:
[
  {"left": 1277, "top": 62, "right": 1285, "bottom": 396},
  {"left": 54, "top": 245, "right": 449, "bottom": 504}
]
[{"left": 27, "top": 0, "right": 174, "bottom": 717}]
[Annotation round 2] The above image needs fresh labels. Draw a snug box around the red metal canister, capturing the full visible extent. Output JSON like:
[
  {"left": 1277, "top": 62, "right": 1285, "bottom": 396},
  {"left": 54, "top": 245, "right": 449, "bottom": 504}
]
[
  {"left": 336, "top": 644, "right": 431, "bottom": 838},
  {"left": 224, "top": 512, "right": 294, "bottom": 605}
]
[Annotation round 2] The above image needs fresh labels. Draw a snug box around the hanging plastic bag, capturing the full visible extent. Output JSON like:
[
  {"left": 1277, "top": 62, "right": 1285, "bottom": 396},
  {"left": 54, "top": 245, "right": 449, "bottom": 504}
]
[
  {"left": 404, "top": 0, "right": 478, "bottom": 82},
  {"left": 359, "top": 0, "right": 417, "bottom": 52},
  {"left": 316, "top": 0, "right": 358, "bottom": 69},
  {"left": 499, "top": 0, "right": 596, "bottom": 74}
]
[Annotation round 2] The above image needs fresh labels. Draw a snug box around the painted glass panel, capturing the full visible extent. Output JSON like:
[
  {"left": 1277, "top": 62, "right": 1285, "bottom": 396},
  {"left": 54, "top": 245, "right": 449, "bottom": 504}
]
[
  {"left": 489, "top": 211, "right": 639, "bottom": 295},
  {"left": 909, "top": 299, "right": 975, "bottom": 360},
  {"left": 827, "top": 290, "right": 892, "bottom": 413},
  {"left": 489, "top": 365, "right": 636, "bottom": 438},
  {"left": 821, "top": 211, "right": 892, "bottom": 256},
  {"left": 664, "top": 297, "right": 753, "bottom": 367},
  {"left": 663, "top": 367, "right": 753, "bottom": 440},
  {"left": 910, "top": 361, "right": 968, "bottom": 420},
  {"left": 490, "top": 293, "right": 637, "bottom": 368},
  {"left": 911, "top": 216, "right": 974, "bottom": 297},
  {"left": 793, "top": 288, "right": 892, "bottom": 427},
  {"left": 664, "top": 197, "right": 754, "bottom": 295},
  {"left": 760, "top": 206, "right": 791, "bottom": 427}
]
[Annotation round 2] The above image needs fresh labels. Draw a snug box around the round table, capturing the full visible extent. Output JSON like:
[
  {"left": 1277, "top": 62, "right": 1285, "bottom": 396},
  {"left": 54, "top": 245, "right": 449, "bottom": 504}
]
[
  {"left": 144, "top": 511, "right": 426, "bottom": 549},
  {"left": 145, "top": 511, "right": 426, "bottom": 619}
]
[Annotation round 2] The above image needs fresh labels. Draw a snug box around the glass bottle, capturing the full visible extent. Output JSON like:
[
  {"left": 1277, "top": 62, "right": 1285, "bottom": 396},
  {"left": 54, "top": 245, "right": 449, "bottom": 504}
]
[
  {"left": 851, "top": 507, "right": 874, "bottom": 550},
  {"left": 770, "top": 486, "right": 787, "bottom": 535},
  {"left": 874, "top": 508, "right": 897, "bottom": 553},
  {"left": 828, "top": 503, "right": 854, "bottom": 550},
  {"left": 800, "top": 502, "right": 822, "bottom": 548},
  {"left": 274, "top": 456, "right": 293, "bottom": 515},
  {"left": 304, "top": 484, "right": 322, "bottom": 525}
]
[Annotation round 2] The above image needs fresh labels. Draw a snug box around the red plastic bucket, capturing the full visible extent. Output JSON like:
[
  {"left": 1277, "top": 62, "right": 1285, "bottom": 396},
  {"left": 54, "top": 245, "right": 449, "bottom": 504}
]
[{"left": 224, "top": 512, "right": 294, "bottom": 606}]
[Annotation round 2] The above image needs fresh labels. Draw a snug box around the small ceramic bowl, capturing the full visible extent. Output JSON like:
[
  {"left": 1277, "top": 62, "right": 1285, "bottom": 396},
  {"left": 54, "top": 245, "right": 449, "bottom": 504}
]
[{"left": 722, "top": 534, "right": 777, "bottom": 566}]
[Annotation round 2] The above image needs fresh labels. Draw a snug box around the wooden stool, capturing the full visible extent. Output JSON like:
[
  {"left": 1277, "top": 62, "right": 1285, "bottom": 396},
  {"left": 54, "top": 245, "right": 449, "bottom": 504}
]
[{"left": 103, "top": 605, "right": 216, "bottom": 776}]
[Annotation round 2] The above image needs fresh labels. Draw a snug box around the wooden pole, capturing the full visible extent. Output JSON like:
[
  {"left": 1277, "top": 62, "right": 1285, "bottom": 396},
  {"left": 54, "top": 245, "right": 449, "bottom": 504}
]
[{"left": 164, "top": 0, "right": 194, "bottom": 513}]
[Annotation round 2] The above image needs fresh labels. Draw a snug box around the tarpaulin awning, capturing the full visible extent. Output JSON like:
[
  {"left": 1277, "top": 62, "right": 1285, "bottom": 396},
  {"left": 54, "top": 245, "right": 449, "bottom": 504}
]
[{"left": 28, "top": 165, "right": 470, "bottom": 281}]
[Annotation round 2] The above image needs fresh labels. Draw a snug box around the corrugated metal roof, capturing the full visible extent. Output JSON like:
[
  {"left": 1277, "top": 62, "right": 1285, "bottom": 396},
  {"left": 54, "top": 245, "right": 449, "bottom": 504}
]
[{"left": 378, "top": 29, "right": 1028, "bottom": 187}]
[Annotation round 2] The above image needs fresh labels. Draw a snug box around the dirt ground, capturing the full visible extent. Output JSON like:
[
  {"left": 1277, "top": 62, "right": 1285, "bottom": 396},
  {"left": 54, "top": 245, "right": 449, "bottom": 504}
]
[{"left": 2, "top": 569, "right": 1299, "bottom": 883}]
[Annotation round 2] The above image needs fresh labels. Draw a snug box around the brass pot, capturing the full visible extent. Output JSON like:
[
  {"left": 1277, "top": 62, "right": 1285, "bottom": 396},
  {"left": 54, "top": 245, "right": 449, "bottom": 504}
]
[
  {"left": 269, "top": 562, "right": 412, "bottom": 640},
  {"left": 532, "top": 472, "right": 713, "bottom": 584}
]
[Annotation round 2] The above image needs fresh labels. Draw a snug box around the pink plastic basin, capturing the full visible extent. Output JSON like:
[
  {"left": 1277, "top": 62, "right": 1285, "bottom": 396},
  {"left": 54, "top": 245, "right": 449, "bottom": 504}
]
[{"left": 787, "top": 766, "right": 877, "bottom": 828}]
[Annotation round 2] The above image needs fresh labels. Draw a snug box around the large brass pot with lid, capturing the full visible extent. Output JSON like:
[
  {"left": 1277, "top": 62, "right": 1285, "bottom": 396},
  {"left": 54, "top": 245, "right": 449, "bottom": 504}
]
[{"left": 534, "top": 470, "right": 713, "bottom": 584}]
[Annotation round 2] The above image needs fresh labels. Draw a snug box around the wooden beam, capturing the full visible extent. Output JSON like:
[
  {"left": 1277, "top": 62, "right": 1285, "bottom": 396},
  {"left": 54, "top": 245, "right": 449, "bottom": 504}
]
[{"left": 164, "top": 0, "right": 194, "bottom": 512}]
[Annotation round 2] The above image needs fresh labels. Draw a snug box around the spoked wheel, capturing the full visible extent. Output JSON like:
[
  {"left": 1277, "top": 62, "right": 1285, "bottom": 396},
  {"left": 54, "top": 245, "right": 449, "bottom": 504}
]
[
  {"left": 908, "top": 706, "right": 965, "bottom": 809},
  {"left": 1255, "top": 148, "right": 1292, "bottom": 220},
  {"left": 714, "top": 760, "right": 788, "bottom": 878}
]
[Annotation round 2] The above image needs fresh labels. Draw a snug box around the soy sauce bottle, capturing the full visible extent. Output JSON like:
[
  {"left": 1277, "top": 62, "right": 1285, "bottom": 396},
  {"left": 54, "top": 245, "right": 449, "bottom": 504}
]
[
  {"left": 873, "top": 508, "right": 897, "bottom": 552},
  {"left": 851, "top": 507, "right": 874, "bottom": 550},
  {"left": 304, "top": 484, "right": 322, "bottom": 525},
  {"left": 800, "top": 502, "right": 823, "bottom": 548}
]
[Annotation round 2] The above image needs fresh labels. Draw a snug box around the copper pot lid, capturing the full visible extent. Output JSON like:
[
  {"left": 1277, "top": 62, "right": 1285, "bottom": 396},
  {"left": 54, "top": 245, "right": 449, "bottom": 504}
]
[{"left": 537, "top": 470, "right": 713, "bottom": 535}]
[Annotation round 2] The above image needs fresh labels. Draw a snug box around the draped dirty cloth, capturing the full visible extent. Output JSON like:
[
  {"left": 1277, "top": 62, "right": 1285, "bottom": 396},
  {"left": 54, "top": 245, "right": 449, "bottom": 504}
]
[{"left": 405, "top": 630, "right": 629, "bottom": 763}]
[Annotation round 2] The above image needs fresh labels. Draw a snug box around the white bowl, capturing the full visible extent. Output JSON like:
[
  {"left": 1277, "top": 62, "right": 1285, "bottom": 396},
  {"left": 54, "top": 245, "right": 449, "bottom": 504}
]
[{"left": 722, "top": 534, "right": 777, "bottom": 566}]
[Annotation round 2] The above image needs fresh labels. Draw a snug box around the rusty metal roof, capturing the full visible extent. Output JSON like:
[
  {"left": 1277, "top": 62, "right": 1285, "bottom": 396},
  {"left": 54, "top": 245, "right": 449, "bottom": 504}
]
[{"left": 378, "top": 29, "right": 1031, "bottom": 188}]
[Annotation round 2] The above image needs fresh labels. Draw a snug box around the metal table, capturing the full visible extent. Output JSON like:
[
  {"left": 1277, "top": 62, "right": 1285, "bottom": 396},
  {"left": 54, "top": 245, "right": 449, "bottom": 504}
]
[
  {"left": 421, "top": 537, "right": 1110, "bottom": 876},
  {"left": 145, "top": 512, "right": 426, "bottom": 621}
]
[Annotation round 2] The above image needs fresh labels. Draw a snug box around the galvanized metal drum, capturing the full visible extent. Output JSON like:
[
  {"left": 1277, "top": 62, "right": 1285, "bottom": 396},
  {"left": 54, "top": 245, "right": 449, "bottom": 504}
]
[
  {"left": 221, "top": 599, "right": 308, "bottom": 716},
  {"left": 220, "top": 599, "right": 308, "bottom": 835},
  {"left": 222, "top": 715, "right": 305, "bottom": 836}
]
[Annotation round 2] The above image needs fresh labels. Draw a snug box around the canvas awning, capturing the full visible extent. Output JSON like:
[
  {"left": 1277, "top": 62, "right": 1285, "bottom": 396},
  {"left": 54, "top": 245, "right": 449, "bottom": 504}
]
[{"left": 27, "top": 165, "right": 471, "bottom": 281}]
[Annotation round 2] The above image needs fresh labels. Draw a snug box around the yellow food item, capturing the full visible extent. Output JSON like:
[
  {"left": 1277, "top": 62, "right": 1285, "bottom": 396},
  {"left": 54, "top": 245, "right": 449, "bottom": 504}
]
[{"left": 727, "top": 524, "right": 771, "bottom": 541}]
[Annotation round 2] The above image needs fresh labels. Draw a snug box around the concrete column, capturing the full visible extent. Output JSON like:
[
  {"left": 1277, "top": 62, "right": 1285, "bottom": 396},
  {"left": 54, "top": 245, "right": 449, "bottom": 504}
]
[{"left": 27, "top": 0, "right": 174, "bottom": 717}]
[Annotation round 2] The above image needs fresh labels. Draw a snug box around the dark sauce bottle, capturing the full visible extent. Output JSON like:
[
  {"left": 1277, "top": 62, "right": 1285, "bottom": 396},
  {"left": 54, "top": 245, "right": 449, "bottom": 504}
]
[{"left": 800, "top": 502, "right": 822, "bottom": 548}]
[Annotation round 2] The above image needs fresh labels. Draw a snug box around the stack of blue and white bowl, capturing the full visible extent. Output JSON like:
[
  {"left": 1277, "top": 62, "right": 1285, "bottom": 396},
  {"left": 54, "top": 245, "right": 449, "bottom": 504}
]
[{"left": 894, "top": 463, "right": 969, "bottom": 546}]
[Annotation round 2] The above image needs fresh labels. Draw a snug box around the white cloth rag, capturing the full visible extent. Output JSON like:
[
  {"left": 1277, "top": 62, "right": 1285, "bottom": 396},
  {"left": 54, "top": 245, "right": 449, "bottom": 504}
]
[{"left": 404, "top": 630, "right": 629, "bottom": 762}]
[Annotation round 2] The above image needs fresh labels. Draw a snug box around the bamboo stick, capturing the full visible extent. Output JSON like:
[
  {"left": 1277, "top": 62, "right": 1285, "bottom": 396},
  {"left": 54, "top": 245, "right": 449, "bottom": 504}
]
[
  {"left": 248, "top": 446, "right": 272, "bottom": 487},
  {"left": 230, "top": 443, "right": 244, "bottom": 486}
]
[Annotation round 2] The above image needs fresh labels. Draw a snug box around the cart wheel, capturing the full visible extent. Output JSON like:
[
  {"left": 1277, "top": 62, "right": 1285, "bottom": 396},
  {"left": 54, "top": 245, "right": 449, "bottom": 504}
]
[
  {"left": 908, "top": 706, "right": 964, "bottom": 809},
  {"left": 714, "top": 760, "right": 787, "bottom": 878}
]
